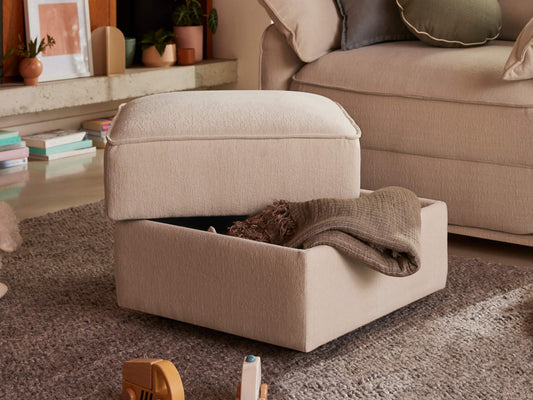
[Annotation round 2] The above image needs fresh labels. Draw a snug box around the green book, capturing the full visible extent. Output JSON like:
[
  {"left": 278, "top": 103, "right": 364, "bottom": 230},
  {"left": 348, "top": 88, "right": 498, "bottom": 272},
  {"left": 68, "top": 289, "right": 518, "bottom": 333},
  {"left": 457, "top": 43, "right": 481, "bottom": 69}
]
[
  {"left": 0, "top": 130, "right": 19, "bottom": 139},
  {"left": 29, "top": 139, "right": 93, "bottom": 155},
  {"left": 0, "top": 136, "right": 22, "bottom": 147}
]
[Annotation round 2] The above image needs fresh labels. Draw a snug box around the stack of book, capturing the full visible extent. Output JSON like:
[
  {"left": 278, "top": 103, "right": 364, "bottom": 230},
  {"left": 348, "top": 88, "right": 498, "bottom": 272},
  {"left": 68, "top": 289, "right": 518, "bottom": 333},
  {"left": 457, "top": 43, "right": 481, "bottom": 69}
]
[
  {"left": 26, "top": 129, "right": 96, "bottom": 161},
  {"left": 0, "top": 130, "right": 29, "bottom": 169},
  {"left": 82, "top": 116, "right": 113, "bottom": 148},
  {"left": 0, "top": 130, "right": 30, "bottom": 199}
]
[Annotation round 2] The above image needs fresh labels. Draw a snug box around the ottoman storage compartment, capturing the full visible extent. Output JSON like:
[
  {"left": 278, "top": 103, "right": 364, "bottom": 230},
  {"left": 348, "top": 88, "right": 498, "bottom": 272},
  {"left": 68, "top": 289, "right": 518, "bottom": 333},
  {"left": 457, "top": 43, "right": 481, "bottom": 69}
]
[{"left": 113, "top": 196, "right": 447, "bottom": 352}]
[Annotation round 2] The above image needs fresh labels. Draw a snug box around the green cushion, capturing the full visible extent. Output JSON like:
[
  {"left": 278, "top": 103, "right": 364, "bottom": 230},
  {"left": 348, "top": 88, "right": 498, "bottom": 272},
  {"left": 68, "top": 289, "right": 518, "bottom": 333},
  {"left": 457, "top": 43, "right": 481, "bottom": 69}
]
[{"left": 396, "top": 0, "right": 502, "bottom": 48}]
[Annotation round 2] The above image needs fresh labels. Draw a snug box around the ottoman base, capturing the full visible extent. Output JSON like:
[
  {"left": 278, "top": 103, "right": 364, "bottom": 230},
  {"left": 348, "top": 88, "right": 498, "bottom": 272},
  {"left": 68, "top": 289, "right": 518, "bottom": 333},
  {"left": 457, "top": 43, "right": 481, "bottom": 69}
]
[{"left": 114, "top": 195, "right": 447, "bottom": 352}]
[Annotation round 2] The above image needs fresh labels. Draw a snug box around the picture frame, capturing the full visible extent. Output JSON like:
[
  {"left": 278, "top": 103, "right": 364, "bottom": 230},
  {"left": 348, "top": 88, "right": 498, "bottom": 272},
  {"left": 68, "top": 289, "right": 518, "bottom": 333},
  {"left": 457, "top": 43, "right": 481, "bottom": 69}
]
[{"left": 23, "top": 0, "right": 93, "bottom": 81}]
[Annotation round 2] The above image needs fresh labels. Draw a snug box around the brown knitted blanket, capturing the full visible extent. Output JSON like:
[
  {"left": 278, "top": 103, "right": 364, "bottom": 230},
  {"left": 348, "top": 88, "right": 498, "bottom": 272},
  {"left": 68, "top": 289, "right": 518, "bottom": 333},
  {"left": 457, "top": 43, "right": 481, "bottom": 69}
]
[{"left": 227, "top": 187, "right": 422, "bottom": 277}]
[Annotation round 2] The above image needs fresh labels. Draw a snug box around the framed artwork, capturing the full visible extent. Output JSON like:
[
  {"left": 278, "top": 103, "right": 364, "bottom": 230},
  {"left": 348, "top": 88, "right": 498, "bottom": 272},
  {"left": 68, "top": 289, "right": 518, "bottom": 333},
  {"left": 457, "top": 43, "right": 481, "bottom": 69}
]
[{"left": 24, "top": 0, "right": 93, "bottom": 81}]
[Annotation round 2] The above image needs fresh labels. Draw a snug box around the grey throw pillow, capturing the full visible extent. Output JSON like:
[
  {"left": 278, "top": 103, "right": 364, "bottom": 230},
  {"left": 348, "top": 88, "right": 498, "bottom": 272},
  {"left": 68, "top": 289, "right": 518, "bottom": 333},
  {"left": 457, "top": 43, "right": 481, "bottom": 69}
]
[{"left": 336, "top": 0, "right": 414, "bottom": 50}]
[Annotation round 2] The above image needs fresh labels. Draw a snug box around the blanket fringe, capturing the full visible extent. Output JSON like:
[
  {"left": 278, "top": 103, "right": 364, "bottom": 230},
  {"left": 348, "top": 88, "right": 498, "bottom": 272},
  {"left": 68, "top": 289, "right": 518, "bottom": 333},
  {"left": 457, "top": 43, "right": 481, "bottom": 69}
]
[{"left": 227, "top": 200, "right": 295, "bottom": 245}]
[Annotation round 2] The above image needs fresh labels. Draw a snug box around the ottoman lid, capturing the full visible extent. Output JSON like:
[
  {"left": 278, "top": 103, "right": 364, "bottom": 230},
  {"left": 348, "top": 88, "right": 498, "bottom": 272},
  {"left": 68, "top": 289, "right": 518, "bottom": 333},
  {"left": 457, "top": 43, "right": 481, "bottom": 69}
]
[
  {"left": 108, "top": 90, "right": 361, "bottom": 145},
  {"left": 105, "top": 90, "right": 362, "bottom": 220}
]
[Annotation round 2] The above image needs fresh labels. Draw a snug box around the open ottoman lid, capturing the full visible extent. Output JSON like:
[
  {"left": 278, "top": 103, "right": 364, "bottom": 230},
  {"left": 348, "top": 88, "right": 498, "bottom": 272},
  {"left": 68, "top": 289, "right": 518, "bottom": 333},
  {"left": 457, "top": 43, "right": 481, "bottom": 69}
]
[
  {"left": 105, "top": 90, "right": 362, "bottom": 220},
  {"left": 107, "top": 90, "right": 360, "bottom": 145}
]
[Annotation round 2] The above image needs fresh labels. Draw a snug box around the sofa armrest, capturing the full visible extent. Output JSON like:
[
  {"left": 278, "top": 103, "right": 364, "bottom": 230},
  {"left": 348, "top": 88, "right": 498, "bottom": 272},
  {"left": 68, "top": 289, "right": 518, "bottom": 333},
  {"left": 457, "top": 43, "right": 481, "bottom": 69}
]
[{"left": 259, "top": 24, "right": 305, "bottom": 90}]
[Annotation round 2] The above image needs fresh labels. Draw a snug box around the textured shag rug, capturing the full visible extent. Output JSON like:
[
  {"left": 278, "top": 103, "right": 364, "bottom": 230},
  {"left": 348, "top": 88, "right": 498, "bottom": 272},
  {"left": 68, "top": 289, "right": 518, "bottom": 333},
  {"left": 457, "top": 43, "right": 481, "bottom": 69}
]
[{"left": 0, "top": 202, "right": 531, "bottom": 399}]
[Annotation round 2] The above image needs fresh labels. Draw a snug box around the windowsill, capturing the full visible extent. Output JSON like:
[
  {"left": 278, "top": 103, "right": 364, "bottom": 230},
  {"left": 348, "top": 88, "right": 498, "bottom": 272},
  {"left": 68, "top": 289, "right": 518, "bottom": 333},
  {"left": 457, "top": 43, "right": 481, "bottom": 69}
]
[{"left": 0, "top": 58, "right": 237, "bottom": 118}]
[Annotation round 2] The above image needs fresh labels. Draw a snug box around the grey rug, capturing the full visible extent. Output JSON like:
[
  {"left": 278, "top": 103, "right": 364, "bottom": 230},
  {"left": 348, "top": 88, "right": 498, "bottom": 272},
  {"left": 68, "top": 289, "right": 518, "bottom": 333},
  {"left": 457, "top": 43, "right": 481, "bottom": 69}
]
[{"left": 0, "top": 202, "right": 532, "bottom": 399}]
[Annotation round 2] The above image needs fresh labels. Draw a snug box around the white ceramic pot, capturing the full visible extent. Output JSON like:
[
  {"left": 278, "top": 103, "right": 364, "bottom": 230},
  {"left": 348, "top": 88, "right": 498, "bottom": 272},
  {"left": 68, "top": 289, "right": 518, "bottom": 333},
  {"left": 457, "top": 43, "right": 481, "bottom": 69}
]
[{"left": 141, "top": 43, "right": 177, "bottom": 67}]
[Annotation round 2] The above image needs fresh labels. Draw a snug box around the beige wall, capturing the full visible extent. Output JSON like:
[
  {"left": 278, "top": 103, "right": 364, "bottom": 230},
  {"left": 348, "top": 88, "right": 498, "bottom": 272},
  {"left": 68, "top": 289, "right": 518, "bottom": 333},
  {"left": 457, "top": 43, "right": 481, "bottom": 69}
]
[{"left": 213, "top": 0, "right": 271, "bottom": 89}]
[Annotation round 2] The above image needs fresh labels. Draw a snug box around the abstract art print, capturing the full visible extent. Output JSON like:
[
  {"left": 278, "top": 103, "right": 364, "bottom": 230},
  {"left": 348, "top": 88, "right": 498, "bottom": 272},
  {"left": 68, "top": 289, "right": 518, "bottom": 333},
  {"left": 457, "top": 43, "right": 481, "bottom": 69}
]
[{"left": 24, "top": 0, "right": 93, "bottom": 81}]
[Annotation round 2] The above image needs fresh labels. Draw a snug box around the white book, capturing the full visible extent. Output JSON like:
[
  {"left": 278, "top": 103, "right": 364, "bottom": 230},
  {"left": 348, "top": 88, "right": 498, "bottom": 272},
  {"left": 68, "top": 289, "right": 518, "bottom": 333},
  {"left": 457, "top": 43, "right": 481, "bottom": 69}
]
[
  {"left": 24, "top": 129, "right": 87, "bottom": 149},
  {"left": 29, "top": 146, "right": 96, "bottom": 161}
]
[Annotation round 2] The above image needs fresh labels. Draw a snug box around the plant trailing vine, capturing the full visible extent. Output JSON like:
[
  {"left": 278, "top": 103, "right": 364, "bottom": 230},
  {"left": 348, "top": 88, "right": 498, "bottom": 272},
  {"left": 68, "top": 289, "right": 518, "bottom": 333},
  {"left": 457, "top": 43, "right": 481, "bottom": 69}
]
[{"left": 172, "top": 0, "right": 218, "bottom": 34}]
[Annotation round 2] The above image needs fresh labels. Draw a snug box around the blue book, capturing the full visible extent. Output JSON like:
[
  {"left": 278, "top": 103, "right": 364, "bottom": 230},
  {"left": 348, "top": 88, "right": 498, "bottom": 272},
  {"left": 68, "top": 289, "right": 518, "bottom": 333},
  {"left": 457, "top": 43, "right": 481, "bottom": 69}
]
[
  {"left": 0, "top": 136, "right": 22, "bottom": 147},
  {"left": 29, "top": 139, "right": 93, "bottom": 156},
  {"left": 0, "top": 130, "right": 19, "bottom": 139},
  {"left": 0, "top": 158, "right": 27, "bottom": 169}
]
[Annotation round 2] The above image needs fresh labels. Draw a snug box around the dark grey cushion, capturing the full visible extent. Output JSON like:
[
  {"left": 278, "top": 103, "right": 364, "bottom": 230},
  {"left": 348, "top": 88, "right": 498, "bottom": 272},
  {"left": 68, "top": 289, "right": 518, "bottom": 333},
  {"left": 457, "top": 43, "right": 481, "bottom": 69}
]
[
  {"left": 336, "top": 0, "right": 414, "bottom": 50},
  {"left": 397, "top": 0, "right": 502, "bottom": 48}
]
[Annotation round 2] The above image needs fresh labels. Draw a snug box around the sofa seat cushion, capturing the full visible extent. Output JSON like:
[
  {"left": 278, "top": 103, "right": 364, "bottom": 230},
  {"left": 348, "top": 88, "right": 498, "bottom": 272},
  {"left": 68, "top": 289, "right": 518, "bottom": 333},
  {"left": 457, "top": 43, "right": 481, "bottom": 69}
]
[{"left": 291, "top": 40, "right": 533, "bottom": 168}]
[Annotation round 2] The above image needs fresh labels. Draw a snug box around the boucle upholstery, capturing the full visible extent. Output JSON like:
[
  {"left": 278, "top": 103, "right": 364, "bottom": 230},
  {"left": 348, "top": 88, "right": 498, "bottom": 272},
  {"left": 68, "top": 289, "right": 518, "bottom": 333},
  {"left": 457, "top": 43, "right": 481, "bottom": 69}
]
[{"left": 105, "top": 90, "right": 361, "bottom": 220}]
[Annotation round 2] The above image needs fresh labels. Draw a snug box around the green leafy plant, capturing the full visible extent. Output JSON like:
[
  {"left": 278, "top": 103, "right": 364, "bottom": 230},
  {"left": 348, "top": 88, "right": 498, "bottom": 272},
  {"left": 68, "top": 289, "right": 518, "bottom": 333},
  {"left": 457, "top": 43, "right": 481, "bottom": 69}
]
[
  {"left": 2, "top": 35, "right": 56, "bottom": 61},
  {"left": 172, "top": 0, "right": 218, "bottom": 34},
  {"left": 141, "top": 29, "right": 175, "bottom": 56}
]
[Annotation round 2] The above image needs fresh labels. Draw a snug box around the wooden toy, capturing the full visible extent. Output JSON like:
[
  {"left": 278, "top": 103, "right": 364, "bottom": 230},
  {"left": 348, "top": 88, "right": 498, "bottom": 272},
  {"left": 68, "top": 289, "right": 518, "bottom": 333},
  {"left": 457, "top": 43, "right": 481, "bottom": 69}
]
[
  {"left": 236, "top": 355, "right": 268, "bottom": 400},
  {"left": 121, "top": 358, "right": 185, "bottom": 400}
]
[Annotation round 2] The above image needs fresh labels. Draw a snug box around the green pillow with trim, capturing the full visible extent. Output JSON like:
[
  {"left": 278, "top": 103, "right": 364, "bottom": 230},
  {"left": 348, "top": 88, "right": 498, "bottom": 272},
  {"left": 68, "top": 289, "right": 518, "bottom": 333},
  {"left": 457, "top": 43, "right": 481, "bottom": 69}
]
[{"left": 396, "top": 0, "right": 502, "bottom": 48}]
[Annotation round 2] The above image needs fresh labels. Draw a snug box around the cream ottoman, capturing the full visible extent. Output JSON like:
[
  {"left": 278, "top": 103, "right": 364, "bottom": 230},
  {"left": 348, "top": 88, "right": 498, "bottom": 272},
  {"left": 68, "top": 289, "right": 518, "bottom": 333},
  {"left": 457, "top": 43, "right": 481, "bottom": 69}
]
[{"left": 105, "top": 91, "right": 448, "bottom": 352}]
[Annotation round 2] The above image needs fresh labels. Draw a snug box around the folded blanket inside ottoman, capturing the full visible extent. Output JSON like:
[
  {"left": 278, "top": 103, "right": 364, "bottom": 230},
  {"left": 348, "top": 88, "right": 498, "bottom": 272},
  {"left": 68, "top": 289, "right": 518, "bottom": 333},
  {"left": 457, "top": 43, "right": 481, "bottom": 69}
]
[{"left": 227, "top": 187, "right": 421, "bottom": 277}]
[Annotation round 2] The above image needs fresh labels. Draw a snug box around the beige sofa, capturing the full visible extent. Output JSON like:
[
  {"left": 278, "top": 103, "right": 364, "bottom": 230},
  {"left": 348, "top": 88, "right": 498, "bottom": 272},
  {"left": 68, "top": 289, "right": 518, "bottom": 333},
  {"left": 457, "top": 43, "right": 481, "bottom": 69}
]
[{"left": 259, "top": 0, "right": 533, "bottom": 246}]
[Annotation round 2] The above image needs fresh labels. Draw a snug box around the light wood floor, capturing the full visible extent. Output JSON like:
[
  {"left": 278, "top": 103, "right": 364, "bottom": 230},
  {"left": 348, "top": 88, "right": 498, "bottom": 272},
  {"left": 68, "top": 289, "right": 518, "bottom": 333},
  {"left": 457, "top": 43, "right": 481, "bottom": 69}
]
[{"left": 3, "top": 149, "right": 532, "bottom": 267}]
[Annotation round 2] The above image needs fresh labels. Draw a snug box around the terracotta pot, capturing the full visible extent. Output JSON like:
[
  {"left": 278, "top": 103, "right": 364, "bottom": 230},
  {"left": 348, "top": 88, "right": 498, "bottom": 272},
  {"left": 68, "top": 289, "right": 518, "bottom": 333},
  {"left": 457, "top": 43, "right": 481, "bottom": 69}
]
[
  {"left": 19, "top": 57, "right": 43, "bottom": 86},
  {"left": 173, "top": 25, "right": 203, "bottom": 62},
  {"left": 177, "top": 48, "right": 195, "bottom": 66},
  {"left": 141, "top": 44, "right": 177, "bottom": 67}
]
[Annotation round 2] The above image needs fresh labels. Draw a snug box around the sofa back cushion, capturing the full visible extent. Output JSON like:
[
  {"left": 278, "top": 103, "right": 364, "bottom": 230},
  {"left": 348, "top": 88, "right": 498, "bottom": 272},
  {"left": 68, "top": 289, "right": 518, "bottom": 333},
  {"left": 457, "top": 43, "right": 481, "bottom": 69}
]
[
  {"left": 397, "top": 0, "right": 502, "bottom": 48},
  {"left": 337, "top": 0, "right": 414, "bottom": 50},
  {"left": 258, "top": 0, "right": 342, "bottom": 63},
  {"left": 503, "top": 17, "right": 533, "bottom": 80},
  {"left": 500, "top": 0, "right": 533, "bottom": 40}
]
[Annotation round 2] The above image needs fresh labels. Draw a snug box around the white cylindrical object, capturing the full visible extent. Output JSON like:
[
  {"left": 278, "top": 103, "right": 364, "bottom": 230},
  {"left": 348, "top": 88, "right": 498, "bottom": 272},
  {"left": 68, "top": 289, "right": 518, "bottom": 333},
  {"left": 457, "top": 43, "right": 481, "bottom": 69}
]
[{"left": 241, "top": 355, "right": 261, "bottom": 400}]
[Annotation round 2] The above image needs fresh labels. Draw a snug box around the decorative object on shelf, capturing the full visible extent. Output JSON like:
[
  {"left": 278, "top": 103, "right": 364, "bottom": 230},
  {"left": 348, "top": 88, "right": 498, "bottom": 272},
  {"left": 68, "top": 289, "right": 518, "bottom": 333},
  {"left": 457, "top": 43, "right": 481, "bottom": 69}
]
[
  {"left": 91, "top": 26, "right": 125, "bottom": 76},
  {"left": 23, "top": 0, "right": 94, "bottom": 81},
  {"left": 177, "top": 47, "right": 195, "bottom": 65},
  {"left": 18, "top": 57, "right": 42, "bottom": 85},
  {"left": 172, "top": 0, "right": 217, "bottom": 62},
  {"left": 125, "top": 37, "right": 136, "bottom": 68},
  {"left": 141, "top": 29, "right": 177, "bottom": 67},
  {"left": 2, "top": 34, "right": 56, "bottom": 85}
]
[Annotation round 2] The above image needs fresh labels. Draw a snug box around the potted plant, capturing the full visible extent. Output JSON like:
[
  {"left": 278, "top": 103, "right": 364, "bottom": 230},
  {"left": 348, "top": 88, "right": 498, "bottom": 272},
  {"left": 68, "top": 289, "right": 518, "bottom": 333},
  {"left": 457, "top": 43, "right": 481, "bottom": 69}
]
[
  {"left": 2, "top": 35, "right": 55, "bottom": 86},
  {"left": 140, "top": 29, "right": 177, "bottom": 67},
  {"left": 172, "top": 0, "right": 218, "bottom": 62}
]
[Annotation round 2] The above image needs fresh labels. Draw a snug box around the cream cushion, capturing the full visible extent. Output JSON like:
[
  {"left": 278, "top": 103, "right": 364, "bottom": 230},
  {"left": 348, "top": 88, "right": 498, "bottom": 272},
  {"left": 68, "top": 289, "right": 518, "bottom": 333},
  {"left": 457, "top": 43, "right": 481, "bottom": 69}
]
[
  {"left": 292, "top": 41, "right": 531, "bottom": 167},
  {"left": 257, "top": 0, "right": 341, "bottom": 63},
  {"left": 105, "top": 90, "right": 361, "bottom": 220},
  {"left": 503, "top": 17, "right": 533, "bottom": 80}
]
